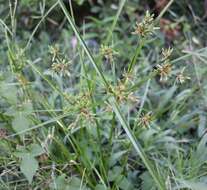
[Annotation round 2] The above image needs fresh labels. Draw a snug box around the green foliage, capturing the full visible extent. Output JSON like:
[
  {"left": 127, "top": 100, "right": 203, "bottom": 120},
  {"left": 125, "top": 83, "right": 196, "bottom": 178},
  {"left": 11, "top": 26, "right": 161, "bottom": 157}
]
[
  {"left": 20, "top": 154, "right": 38, "bottom": 184},
  {"left": 12, "top": 114, "right": 31, "bottom": 136},
  {"left": 15, "top": 144, "right": 44, "bottom": 184},
  {"left": 0, "top": 0, "right": 207, "bottom": 189},
  {"left": 50, "top": 175, "right": 90, "bottom": 190}
]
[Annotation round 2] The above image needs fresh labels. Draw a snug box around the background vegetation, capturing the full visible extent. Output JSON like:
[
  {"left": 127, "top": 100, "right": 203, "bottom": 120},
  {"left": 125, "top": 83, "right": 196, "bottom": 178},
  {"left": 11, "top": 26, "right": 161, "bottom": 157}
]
[{"left": 0, "top": 0, "right": 207, "bottom": 189}]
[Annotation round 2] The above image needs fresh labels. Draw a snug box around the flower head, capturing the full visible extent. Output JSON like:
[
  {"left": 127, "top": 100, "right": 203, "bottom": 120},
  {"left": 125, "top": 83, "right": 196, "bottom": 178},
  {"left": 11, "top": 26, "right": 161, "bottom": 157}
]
[
  {"left": 161, "top": 47, "right": 173, "bottom": 61},
  {"left": 176, "top": 67, "right": 190, "bottom": 84},
  {"left": 51, "top": 58, "right": 71, "bottom": 77},
  {"left": 157, "top": 63, "right": 172, "bottom": 81},
  {"left": 100, "top": 45, "right": 118, "bottom": 62},
  {"left": 138, "top": 112, "right": 154, "bottom": 127},
  {"left": 132, "top": 11, "right": 156, "bottom": 37},
  {"left": 111, "top": 81, "right": 139, "bottom": 104},
  {"left": 156, "top": 47, "right": 173, "bottom": 81},
  {"left": 49, "top": 44, "right": 71, "bottom": 77}
]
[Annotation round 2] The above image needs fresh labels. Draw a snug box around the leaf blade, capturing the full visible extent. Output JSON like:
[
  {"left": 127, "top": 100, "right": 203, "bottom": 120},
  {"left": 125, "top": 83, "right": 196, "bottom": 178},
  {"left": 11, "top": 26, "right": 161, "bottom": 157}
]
[{"left": 20, "top": 154, "right": 38, "bottom": 184}]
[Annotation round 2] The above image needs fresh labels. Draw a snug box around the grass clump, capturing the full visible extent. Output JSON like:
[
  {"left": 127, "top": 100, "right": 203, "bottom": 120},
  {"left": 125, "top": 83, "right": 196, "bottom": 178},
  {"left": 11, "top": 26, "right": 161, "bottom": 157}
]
[{"left": 0, "top": 0, "right": 207, "bottom": 189}]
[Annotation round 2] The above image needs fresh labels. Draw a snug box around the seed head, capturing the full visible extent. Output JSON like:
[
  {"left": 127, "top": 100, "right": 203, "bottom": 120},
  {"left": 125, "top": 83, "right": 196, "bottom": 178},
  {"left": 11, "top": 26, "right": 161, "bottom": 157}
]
[
  {"left": 112, "top": 81, "right": 139, "bottom": 103},
  {"left": 157, "top": 63, "right": 172, "bottom": 81},
  {"left": 156, "top": 47, "right": 173, "bottom": 81},
  {"left": 132, "top": 11, "right": 155, "bottom": 37},
  {"left": 161, "top": 47, "right": 173, "bottom": 61},
  {"left": 176, "top": 67, "right": 190, "bottom": 84},
  {"left": 100, "top": 45, "right": 117, "bottom": 62},
  {"left": 51, "top": 58, "right": 71, "bottom": 77},
  {"left": 138, "top": 112, "right": 153, "bottom": 127}
]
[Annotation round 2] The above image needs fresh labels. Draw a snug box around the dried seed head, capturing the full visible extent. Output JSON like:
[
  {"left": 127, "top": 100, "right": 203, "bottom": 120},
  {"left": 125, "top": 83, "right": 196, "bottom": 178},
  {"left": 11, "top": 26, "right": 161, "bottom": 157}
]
[
  {"left": 112, "top": 81, "right": 139, "bottom": 103},
  {"left": 132, "top": 11, "right": 156, "bottom": 37},
  {"left": 12, "top": 48, "right": 26, "bottom": 72},
  {"left": 157, "top": 63, "right": 172, "bottom": 81},
  {"left": 143, "top": 10, "right": 154, "bottom": 25},
  {"left": 156, "top": 47, "right": 174, "bottom": 81},
  {"left": 77, "top": 93, "right": 91, "bottom": 109},
  {"left": 176, "top": 67, "right": 191, "bottom": 84},
  {"left": 100, "top": 45, "right": 117, "bottom": 62},
  {"left": 113, "top": 81, "right": 127, "bottom": 102},
  {"left": 161, "top": 47, "right": 173, "bottom": 60},
  {"left": 49, "top": 44, "right": 71, "bottom": 77},
  {"left": 138, "top": 112, "right": 153, "bottom": 127},
  {"left": 51, "top": 58, "right": 71, "bottom": 77}
]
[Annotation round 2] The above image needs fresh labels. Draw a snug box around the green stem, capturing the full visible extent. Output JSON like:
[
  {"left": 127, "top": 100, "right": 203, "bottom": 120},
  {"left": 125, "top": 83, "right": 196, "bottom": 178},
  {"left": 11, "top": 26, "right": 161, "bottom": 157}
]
[
  {"left": 156, "top": 0, "right": 174, "bottom": 21},
  {"left": 105, "top": 0, "right": 127, "bottom": 45},
  {"left": 58, "top": 0, "right": 109, "bottom": 90},
  {"left": 127, "top": 39, "right": 144, "bottom": 73},
  {"left": 109, "top": 97, "right": 165, "bottom": 190}
]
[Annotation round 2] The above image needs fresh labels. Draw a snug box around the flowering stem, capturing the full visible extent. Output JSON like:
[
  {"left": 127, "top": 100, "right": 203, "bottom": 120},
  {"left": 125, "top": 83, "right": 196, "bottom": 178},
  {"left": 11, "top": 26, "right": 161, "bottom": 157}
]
[
  {"left": 112, "top": 60, "right": 116, "bottom": 84},
  {"left": 127, "top": 38, "right": 144, "bottom": 73},
  {"left": 58, "top": 1, "right": 165, "bottom": 189}
]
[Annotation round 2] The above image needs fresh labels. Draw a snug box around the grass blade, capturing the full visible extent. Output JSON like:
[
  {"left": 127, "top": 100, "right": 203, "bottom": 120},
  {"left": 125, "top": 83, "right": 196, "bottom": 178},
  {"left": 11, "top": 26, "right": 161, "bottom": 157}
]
[
  {"left": 109, "top": 97, "right": 165, "bottom": 190},
  {"left": 58, "top": 0, "right": 109, "bottom": 89},
  {"left": 105, "top": 0, "right": 127, "bottom": 44}
]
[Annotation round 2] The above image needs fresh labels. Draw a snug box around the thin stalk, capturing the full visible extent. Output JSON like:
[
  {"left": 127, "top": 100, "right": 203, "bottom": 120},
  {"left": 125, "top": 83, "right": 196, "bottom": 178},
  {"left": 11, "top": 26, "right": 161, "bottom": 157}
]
[
  {"left": 156, "top": 0, "right": 175, "bottom": 21},
  {"left": 127, "top": 39, "right": 144, "bottom": 73},
  {"left": 0, "top": 19, "right": 13, "bottom": 36},
  {"left": 137, "top": 79, "right": 151, "bottom": 118},
  {"left": 43, "top": 103, "right": 96, "bottom": 188},
  {"left": 105, "top": 0, "right": 127, "bottom": 45},
  {"left": 112, "top": 60, "right": 116, "bottom": 84},
  {"left": 24, "top": 1, "right": 58, "bottom": 50},
  {"left": 68, "top": 0, "right": 75, "bottom": 22},
  {"left": 6, "top": 112, "right": 72, "bottom": 138}
]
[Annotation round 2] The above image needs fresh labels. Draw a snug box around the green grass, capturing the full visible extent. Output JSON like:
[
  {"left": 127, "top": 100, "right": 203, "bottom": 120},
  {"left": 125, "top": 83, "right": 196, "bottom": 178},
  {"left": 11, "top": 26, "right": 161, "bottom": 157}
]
[{"left": 0, "top": 0, "right": 207, "bottom": 190}]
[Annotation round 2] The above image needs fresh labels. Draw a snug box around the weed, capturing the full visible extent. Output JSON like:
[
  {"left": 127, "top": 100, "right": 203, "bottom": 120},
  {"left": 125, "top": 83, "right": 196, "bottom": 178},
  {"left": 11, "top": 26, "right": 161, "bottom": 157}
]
[{"left": 0, "top": 0, "right": 207, "bottom": 190}]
